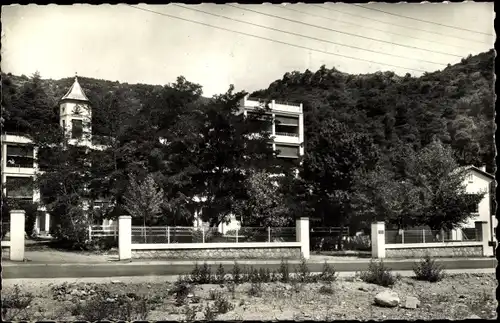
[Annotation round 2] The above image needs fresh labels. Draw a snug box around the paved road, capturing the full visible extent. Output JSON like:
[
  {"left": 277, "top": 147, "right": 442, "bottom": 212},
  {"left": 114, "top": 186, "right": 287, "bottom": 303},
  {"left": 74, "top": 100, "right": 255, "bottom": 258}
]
[{"left": 2, "top": 257, "right": 496, "bottom": 279}]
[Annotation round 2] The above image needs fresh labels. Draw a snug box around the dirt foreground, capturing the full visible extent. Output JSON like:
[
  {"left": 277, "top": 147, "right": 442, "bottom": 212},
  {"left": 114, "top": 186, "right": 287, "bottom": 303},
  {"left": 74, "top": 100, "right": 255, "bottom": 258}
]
[{"left": 2, "top": 273, "right": 497, "bottom": 321}]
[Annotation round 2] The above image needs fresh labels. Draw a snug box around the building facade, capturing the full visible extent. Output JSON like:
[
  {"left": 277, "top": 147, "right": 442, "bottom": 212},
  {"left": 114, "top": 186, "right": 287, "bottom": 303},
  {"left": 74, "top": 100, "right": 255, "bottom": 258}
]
[{"left": 1, "top": 75, "right": 99, "bottom": 235}]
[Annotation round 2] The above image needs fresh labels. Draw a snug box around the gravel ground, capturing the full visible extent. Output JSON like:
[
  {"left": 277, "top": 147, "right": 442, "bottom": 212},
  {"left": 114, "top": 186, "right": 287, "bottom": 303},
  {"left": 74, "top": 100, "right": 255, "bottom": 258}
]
[{"left": 2, "top": 273, "right": 496, "bottom": 321}]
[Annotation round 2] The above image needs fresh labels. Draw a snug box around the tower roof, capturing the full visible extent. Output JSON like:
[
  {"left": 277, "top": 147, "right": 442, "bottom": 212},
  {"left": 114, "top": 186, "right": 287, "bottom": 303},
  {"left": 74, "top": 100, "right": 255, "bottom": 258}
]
[{"left": 60, "top": 75, "right": 90, "bottom": 103}]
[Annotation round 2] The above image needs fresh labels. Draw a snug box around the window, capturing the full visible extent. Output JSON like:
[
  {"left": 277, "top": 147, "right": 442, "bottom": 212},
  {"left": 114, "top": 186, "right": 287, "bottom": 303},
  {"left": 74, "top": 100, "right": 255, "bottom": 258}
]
[
  {"left": 6, "top": 145, "right": 34, "bottom": 168},
  {"left": 6, "top": 176, "right": 33, "bottom": 199},
  {"left": 62, "top": 120, "right": 66, "bottom": 129},
  {"left": 275, "top": 144, "right": 299, "bottom": 158},
  {"left": 275, "top": 115, "right": 299, "bottom": 126},
  {"left": 71, "top": 119, "right": 83, "bottom": 139},
  {"left": 466, "top": 194, "right": 479, "bottom": 213},
  {"left": 466, "top": 173, "right": 473, "bottom": 183}
]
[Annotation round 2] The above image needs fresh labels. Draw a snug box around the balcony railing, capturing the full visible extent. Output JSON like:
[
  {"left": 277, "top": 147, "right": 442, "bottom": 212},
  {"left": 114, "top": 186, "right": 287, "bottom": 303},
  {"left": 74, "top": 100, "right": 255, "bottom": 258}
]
[
  {"left": 275, "top": 132, "right": 299, "bottom": 137},
  {"left": 275, "top": 100, "right": 301, "bottom": 107}
]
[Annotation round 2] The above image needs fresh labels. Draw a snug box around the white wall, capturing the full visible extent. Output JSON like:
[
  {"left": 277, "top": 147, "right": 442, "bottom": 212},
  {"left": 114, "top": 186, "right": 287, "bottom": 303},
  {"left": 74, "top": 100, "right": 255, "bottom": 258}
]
[{"left": 463, "top": 170, "right": 492, "bottom": 228}]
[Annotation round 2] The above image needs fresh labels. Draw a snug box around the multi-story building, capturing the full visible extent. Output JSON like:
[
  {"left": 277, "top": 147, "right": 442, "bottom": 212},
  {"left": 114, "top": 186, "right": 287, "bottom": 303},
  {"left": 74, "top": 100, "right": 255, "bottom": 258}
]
[
  {"left": 238, "top": 95, "right": 304, "bottom": 160},
  {"left": 1, "top": 75, "right": 100, "bottom": 235}
]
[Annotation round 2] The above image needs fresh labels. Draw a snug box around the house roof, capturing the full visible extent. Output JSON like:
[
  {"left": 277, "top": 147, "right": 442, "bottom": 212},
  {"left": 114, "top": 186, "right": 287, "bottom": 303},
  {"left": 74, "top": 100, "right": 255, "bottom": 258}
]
[
  {"left": 60, "top": 75, "right": 90, "bottom": 103},
  {"left": 460, "top": 165, "right": 495, "bottom": 180}
]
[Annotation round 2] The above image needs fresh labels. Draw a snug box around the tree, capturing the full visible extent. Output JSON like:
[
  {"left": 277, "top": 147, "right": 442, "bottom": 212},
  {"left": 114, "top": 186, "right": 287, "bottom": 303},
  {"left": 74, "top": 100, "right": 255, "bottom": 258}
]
[
  {"left": 233, "top": 170, "right": 292, "bottom": 227},
  {"left": 178, "top": 85, "right": 277, "bottom": 226},
  {"left": 122, "top": 173, "right": 164, "bottom": 227},
  {"left": 300, "top": 117, "right": 379, "bottom": 248},
  {"left": 412, "top": 139, "right": 485, "bottom": 230}
]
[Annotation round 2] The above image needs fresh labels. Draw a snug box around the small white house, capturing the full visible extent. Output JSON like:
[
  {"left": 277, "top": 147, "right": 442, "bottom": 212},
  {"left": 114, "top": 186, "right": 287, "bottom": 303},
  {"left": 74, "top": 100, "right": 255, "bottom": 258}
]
[{"left": 460, "top": 165, "right": 495, "bottom": 242}]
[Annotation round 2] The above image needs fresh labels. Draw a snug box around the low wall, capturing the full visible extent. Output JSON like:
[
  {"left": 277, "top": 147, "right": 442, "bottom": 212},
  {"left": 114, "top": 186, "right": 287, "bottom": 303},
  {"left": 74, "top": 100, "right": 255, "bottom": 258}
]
[
  {"left": 385, "top": 242, "right": 483, "bottom": 258},
  {"left": 131, "top": 242, "right": 302, "bottom": 259}
]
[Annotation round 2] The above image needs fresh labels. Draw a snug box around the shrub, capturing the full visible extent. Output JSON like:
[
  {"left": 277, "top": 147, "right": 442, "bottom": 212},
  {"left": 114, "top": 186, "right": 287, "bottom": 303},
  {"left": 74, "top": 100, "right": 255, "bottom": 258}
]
[
  {"left": 359, "top": 260, "right": 397, "bottom": 287},
  {"left": 319, "top": 261, "right": 337, "bottom": 282},
  {"left": 247, "top": 282, "right": 263, "bottom": 297},
  {"left": 72, "top": 293, "right": 149, "bottom": 321},
  {"left": 413, "top": 255, "right": 445, "bottom": 282},
  {"left": 226, "top": 282, "right": 236, "bottom": 299},
  {"left": 232, "top": 261, "right": 242, "bottom": 284},
  {"left": 190, "top": 262, "right": 212, "bottom": 284},
  {"left": 215, "top": 263, "right": 226, "bottom": 284},
  {"left": 279, "top": 258, "right": 290, "bottom": 283},
  {"left": 1, "top": 285, "right": 34, "bottom": 321},
  {"left": 295, "top": 255, "right": 311, "bottom": 282},
  {"left": 208, "top": 289, "right": 222, "bottom": 301},
  {"left": 203, "top": 304, "right": 217, "bottom": 321},
  {"left": 184, "top": 305, "right": 198, "bottom": 322},
  {"left": 318, "top": 283, "right": 335, "bottom": 295},
  {"left": 171, "top": 277, "right": 193, "bottom": 307},
  {"left": 213, "top": 294, "right": 234, "bottom": 314}
]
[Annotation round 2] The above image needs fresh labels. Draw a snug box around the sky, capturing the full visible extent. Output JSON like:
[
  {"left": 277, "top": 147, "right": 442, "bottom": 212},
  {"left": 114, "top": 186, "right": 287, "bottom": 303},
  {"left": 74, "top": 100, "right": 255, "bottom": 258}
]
[{"left": 1, "top": 2, "right": 495, "bottom": 97}]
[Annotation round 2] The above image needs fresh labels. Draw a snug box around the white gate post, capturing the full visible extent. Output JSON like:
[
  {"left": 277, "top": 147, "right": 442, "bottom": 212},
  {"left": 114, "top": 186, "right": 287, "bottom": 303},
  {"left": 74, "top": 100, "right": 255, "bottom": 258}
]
[
  {"left": 296, "top": 217, "right": 310, "bottom": 259},
  {"left": 10, "top": 210, "right": 25, "bottom": 261},
  {"left": 371, "top": 222, "right": 385, "bottom": 259},
  {"left": 118, "top": 215, "right": 132, "bottom": 260},
  {"left": 476, "top": 221, "right": 493, "bottom": 257}
]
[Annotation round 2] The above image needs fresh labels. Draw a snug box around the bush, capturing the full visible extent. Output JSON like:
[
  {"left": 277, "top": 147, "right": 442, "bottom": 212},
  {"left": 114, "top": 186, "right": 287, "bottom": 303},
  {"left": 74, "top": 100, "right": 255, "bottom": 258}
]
[
  {"left": 319, "top": 261, "right": 337, "bottom": 282},
  {"left": 203, "top": 304, "right": 217, "bottom": 320},
  {"left": 190, "top": 262, "right": 212, "bottom": 284},
  {"left": 279, "top": 258, "right": 290, "bottom": 283},
  {"left": 247, "top": 282, "right": 263, "bottom": 297},
  {"left": 184, "top": 305, "right": 198, "bottom": 322},
  {"left": 413, "top": 255, "right": 445, "bottom": 282},
  {"left": 171, "top": 276, "right": 193, "bottom": 306},
  {"left": 72, "top": 293, "right": 149, "bottom": 321},
  {"left": 232, "top": 261, "right": 242, "bottom": 284},
  {"left": 295, "top": 255, "right": 311, "bottom": 282},
  {"left": 318, "top": 283, "right": 335, "bottom": 295},
  {"left": 212, "top": 294, "right": 234, "bottom": 314},
  {"left": 359, "top": 260, "right": 398, "bottom": 287},
  {"left": 208, "top": 289, "right": 222, "bottom": 301},
  {"left": 215, "top": 263, "right": 226, "bottom": 284},
  {"left": 1, "top": 285, "right": 34, "bottom": 321}
]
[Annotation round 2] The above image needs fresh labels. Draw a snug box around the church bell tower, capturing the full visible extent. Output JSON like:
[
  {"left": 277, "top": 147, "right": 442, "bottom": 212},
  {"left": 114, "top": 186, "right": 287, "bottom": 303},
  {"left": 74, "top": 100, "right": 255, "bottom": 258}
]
[{"left": 59, "top": 73, "right": 92, "bottom": 146}]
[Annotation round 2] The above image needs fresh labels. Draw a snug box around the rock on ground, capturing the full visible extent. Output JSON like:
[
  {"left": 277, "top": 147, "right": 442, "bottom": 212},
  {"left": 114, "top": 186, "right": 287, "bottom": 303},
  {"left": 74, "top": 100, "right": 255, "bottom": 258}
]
[
  {"left": 404, "top": 296, "right": 420, "bottom": 309},
  {"left": 374, "top": 291, "right": 400, "bottom": 307}
]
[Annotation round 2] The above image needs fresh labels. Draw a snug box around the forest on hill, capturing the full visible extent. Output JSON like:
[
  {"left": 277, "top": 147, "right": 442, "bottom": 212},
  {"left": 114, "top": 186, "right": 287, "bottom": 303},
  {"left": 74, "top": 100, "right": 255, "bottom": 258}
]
[
  {"left": 0, "top": 49, "right": 495, "bottom": 245},
  {"left": 251, "top": 49, "right": 495, "bottom": 173}
]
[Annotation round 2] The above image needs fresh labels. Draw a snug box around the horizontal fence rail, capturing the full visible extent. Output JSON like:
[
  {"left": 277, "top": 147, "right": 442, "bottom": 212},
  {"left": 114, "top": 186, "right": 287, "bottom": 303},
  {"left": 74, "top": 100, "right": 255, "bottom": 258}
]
[
  {"left": 130, "top": 226, "right": 296, "bottom": 244},
  {"left": 89, "top": 225, "right": 118, "bottom": 241},
  {"left": 385, "top": 228, "right": 479, "bottom": 244}
]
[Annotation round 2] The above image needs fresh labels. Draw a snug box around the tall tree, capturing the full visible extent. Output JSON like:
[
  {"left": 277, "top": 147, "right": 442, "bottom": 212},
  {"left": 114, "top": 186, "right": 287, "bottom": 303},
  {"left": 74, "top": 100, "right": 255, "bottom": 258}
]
[
  {"left": 300, "top": 117, "right": 379, "bottom": 247},
  {"left": 122, "top": 173, "right": 165, "bottom": 227}
]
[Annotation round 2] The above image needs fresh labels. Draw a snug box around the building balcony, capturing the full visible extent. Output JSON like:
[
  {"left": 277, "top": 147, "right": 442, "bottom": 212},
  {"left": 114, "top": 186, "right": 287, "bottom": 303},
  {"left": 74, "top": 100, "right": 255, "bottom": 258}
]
[
  {"left": 241, "top": 95, "right": 303, "bottom": 115},
  {"left": 2, "top": 166, "right": 36, "bottom": 175},
  {"left": 1, "top": 133, "right": 33, "bottom": 144},
  {"left": 274, "top": 133, "right": 301, "bottom": 145}
]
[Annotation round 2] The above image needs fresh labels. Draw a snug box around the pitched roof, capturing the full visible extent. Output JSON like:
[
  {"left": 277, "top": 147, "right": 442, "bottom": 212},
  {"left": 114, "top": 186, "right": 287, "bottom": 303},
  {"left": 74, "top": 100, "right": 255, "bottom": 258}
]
[
  {"left": 60, "top": 76, "right": 90, "bottom": 102},
  {"left": 459, "top": 165, "right": 495, "bottom": 180}
]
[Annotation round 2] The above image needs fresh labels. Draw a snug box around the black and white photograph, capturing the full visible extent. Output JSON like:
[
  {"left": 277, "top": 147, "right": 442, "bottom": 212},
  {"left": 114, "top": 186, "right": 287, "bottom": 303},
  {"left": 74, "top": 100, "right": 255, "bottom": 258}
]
[{"left": 0, "top": 2, "right": 496, "bottom": 321}]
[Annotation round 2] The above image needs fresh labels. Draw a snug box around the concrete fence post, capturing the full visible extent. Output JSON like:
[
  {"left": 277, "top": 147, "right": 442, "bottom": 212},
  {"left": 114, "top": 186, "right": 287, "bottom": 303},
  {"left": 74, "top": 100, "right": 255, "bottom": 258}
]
[
  {"left": 10, "top": 210, "right": 25, "bottom": 261},
  {"left": 371, "top": 222, "right": 385, "bottom": 259},
  {"left": 118, "top": 215, "right": 132, "bottom": 260},
  {"left": 475, "top": 221, "right": 493, "bottom": 257},
  {"left": 296, "top": 217, "right": 310, "bottom": 259}
]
